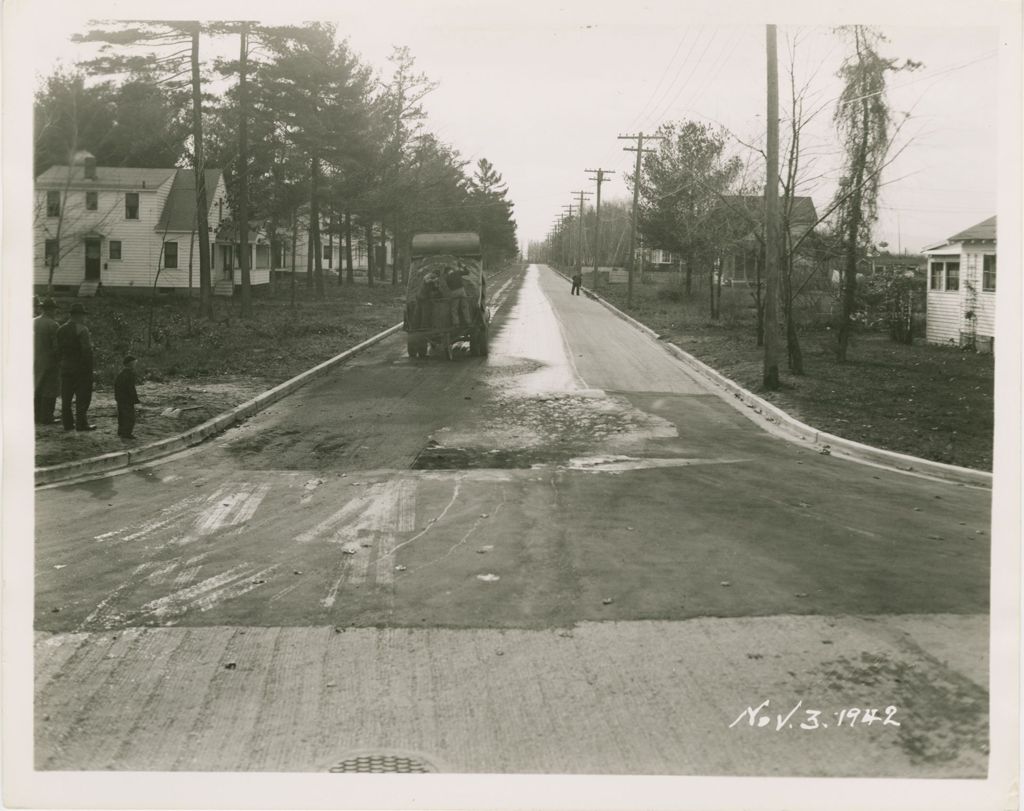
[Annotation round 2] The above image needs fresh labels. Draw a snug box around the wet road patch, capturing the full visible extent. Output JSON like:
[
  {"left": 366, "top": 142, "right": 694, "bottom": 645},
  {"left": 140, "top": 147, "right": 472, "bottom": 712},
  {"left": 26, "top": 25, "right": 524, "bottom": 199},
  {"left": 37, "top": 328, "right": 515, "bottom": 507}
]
[{"left": 412, "top": 445, "right": 559, "bottom": 469}]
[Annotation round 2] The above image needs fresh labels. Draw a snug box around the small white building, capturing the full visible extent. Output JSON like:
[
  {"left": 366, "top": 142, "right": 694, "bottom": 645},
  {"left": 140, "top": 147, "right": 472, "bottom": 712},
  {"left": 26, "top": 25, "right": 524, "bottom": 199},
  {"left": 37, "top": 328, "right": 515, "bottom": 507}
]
[
  {"left": 34, "top": 153, "right": 270, "bottom": 293},
  {"left": 922, "top": 216, "right": 996, "bottom": 351}
]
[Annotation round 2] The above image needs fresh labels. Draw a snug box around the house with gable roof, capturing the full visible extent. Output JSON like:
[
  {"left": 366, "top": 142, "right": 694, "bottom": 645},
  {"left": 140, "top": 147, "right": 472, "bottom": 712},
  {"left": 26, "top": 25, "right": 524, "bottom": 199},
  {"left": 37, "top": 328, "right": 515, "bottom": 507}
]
[
  {"left": 922, "top": 216, "right": 996, "bottom": 351},
  {"left": 34, "top": 151, "right": 270, "bottom": 294}
]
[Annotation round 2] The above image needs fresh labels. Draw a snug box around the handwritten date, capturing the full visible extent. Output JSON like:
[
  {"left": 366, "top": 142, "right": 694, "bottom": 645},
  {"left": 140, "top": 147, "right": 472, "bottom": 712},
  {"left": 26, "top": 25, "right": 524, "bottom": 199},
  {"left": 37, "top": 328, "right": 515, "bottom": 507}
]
[{"left": 729, "top": 700, "right": 900, "bottom": 730}]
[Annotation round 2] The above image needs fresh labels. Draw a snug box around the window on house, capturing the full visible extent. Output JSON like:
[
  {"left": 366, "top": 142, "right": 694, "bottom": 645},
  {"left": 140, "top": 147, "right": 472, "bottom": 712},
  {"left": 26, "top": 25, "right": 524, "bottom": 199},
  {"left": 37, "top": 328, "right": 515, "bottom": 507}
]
[
  {"left": 46, "top": 191, "right": 61, "bottom": 217},
  {"left": 983, "top": 254, "right": 996, "bottom": 292},
  {"left": 109, "top": 240, "right": 122, "bottom": 260},
  {"left": 44, "top": 239, "right": 59, "bottom": 267},
  {"left": 164, "top": 241, "right": 178, "bottom": 269},
  {"left": 85, "top": 191, "right": 98, "bottom": 211},
  {"left": 125, "top": 192, "right": 139, "bottom": 220},
  {"left": 945, "top": 261, "right": 960, "bottom": 291},
  {"left": 929, "top": 263, "right": 944, "bottom": 291}
]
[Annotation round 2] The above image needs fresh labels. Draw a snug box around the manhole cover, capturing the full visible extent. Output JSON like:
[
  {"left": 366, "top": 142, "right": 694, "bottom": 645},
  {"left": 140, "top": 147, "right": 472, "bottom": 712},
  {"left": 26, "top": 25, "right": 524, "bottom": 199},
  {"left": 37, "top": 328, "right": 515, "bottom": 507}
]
[{"left": 328, "top": 750, "right": 438, "bottom": 773}]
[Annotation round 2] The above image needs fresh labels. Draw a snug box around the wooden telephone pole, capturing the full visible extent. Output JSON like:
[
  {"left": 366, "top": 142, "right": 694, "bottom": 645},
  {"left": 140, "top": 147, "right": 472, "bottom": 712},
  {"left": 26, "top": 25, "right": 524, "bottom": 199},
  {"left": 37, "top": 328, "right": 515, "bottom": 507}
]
[
  {"left": 585, "top": 168, "right": 614, "bottom": 289},
  {"left": 560, "top": 205, "right": 575, "bottom": 267},
  {"left": 763, "top": 24, "right": 781, "bottom": 389},
  {"left": 619, "top": 132, "right": 664, "bottom": 307},
  {"left": 570, "top": 190, "right": 593, "bottom": 278}
]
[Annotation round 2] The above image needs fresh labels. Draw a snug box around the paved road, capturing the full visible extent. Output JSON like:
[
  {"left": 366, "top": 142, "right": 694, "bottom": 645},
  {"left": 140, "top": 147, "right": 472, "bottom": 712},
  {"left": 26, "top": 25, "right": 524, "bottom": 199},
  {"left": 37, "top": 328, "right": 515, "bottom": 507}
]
[{"left": 34, "top": 264, "right": 991, "bottom": 776}]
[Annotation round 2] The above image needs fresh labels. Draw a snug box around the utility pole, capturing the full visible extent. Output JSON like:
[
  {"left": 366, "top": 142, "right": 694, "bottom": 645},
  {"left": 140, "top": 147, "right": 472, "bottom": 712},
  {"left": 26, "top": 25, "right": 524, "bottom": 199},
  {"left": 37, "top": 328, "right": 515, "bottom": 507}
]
[
  {"left": 585, "top": 168, "right": 614, "bottom": 290},
  {"left": 571, "top": 190, "right": 592, "bottom": 279},
  {"left": 561, "top": 205, "right": 575, "bottom": 267},
  {"left": 619, "top": 132, "right": 664, "bottom": 307},
  {"left": 763, "top": 24, "right": 781, "bottom": 389}
]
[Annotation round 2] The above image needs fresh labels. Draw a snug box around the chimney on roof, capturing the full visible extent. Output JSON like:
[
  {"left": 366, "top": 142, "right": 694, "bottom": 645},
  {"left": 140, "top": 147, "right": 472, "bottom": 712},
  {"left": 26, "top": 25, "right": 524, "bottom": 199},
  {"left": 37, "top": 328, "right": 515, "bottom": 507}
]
[{"left": 73, "top": 150, "right": 97, "bottom": 180}]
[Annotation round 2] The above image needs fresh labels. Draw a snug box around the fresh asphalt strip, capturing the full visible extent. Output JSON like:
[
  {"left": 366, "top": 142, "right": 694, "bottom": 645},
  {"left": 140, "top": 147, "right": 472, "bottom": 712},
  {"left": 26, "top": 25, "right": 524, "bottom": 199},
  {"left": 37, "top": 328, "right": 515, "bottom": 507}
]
[{"left": 549, "top": 266, "right": 991, "bottom": 488}]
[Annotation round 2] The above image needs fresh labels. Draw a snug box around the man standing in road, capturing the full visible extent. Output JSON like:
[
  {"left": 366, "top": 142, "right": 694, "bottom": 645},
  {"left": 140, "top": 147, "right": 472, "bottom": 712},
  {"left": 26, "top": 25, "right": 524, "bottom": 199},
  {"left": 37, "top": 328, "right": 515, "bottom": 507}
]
[
  {"left": 56, "top": 302, "right": 96, "bottom": 431},
  {"left": 571, "top": 270, "right": 582, "bottom": 295},
  {"left": 33, "top": 298, "right": 61, "bottom": 425}
]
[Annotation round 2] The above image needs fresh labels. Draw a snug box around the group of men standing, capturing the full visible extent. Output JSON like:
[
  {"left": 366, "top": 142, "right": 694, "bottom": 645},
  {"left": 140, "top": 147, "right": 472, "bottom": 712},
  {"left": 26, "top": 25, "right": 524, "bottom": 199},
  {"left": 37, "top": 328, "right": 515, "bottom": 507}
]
[
  {"left": 34, "top": 298, "right": 95, "bottom": 431},
  {"left": 34, "top": 298, "right": 142, "bottom": 440}
]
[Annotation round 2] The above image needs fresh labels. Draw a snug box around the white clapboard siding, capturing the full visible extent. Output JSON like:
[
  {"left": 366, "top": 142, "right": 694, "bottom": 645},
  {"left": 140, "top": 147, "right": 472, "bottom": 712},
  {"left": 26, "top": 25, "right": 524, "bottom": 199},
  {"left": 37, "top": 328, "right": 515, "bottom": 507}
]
[
  {"left": 964, "top": 250, "right": 996, "bottom": 337},
  {"left": 35, "top": 176, "right": 174, "bottom": 287},
  {"left": 926, "top": 286, "right": 962, "bottom": 345},
  {"left": 976, "top": 291, "right": 996, "bottom": 337}
]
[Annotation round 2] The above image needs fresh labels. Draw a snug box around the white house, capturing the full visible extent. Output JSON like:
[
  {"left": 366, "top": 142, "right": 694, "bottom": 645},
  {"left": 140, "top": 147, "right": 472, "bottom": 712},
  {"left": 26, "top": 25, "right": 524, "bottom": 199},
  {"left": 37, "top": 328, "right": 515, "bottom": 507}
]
[
  {"left": 922, "top": 216, "right": 996, "bottom": 351},
  {"left": 35, "top": 153, "right": 270, "bottom": 293},
  {"left": 283, "top": 214, "right": 393, "bottom": 281}
]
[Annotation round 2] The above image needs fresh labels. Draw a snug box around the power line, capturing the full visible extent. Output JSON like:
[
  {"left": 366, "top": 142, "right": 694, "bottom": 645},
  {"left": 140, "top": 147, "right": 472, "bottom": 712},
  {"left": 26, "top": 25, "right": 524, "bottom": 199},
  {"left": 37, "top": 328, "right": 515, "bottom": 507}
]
[{"left": 624, "top": 29, "right": 696, "bottom": 132}]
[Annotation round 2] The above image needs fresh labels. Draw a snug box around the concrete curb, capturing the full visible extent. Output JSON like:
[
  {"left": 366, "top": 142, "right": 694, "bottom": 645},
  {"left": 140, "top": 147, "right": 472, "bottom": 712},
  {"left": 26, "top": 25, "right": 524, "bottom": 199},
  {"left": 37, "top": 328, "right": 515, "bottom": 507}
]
[
  {"left": 549, "top": 266, "right": 991, "bottom": 488},
  {"left": 35, "top": 323, "right": 404, "bottom": 486}
]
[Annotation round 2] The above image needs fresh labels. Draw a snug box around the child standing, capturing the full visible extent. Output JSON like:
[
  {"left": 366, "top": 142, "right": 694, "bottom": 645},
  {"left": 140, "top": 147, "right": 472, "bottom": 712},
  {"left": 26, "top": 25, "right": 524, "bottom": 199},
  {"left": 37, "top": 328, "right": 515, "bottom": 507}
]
[{"left": 114, "top": 355, "right": 141, "bottom": 439}]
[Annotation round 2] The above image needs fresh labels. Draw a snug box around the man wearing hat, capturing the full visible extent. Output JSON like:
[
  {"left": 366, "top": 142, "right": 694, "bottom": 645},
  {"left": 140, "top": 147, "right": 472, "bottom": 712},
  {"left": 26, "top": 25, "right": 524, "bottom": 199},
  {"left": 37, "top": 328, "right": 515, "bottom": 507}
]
[
  {"left": 33, "top": 298, "right": 61, "bottom": 424},
  {"left": 56, "top": 302, "right": 96, "bottom": 431}
]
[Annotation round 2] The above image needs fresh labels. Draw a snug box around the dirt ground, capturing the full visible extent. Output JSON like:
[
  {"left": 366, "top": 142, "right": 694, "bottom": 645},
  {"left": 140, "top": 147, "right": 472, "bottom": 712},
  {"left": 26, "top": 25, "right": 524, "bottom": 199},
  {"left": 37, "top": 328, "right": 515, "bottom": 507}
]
[{"left": 35, "top": 377, "right": 272, "bottom": 467}]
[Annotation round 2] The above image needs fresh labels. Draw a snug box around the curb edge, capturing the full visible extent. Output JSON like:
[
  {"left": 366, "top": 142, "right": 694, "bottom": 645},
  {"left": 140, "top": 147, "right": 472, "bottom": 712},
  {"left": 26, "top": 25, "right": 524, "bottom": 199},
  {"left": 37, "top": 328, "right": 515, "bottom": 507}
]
[{"left": 551, "top": 266, "right": 991, "bottom": 487}]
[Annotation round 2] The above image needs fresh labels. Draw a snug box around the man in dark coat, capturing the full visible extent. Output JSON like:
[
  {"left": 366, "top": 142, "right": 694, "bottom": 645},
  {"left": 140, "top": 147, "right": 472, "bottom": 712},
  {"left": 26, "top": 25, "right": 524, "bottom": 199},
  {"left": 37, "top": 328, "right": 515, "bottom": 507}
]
[
  {"left": 114, "top": 355, "right": 141, "bottom": 439},
  {"left": 445, "top": 265, "right": 470, "bottom": 327},
  {"left": 33, "top": 298, "right": 60, "bottom": 424},
  {"left": 56, "top": 302, "right": 96, "bottom": 431}
]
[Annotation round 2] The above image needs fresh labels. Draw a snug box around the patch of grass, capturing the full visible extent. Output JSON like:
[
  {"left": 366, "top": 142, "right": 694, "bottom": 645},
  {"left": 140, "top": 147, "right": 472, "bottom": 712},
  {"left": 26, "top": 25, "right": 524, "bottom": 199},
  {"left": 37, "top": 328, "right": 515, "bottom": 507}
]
[{"left": 597, "top": 274, "right": 994, "bottom": 471}]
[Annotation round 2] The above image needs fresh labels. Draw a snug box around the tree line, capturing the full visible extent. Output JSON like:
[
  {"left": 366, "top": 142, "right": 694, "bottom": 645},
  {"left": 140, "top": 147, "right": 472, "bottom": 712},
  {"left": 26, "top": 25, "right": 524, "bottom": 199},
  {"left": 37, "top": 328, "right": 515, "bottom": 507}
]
[{"left": 35, "top": 21, "right": 519, "bottom": 317}]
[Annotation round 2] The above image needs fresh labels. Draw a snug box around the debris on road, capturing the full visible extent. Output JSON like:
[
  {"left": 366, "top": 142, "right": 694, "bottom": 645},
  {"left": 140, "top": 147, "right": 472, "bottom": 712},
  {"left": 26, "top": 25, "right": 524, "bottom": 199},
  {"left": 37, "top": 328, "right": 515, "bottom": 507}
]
[
  {"left": 602, "top": 597, "right": 614, "bottom": 605},
  {"left": 795, "top": 592, "right": 809, "bottom": 598},
  {"left": 477, "top": 573, "right": 499, "bottom": 582},
  {"left": 293, "top": 570, "right": 303, "bottom": 575},
  {"left": 818, "top": 445, "right": 832, "bottom": 455},
  {"left": 720, "top": 581, "right": 731, "bottom": 587},
  {"left": 224, "top": 662, "right": 237, "bottom": 670},
  {"left": 396, "top": 565, "right": 408, "bottom": 572}
]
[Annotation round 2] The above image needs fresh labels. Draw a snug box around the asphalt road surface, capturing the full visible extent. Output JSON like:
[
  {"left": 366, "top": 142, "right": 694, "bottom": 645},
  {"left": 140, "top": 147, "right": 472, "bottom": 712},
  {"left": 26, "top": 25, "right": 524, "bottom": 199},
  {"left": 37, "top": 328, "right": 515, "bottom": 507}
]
[{"left": 34, "top": 264, "right": 991, "bottom": 776}]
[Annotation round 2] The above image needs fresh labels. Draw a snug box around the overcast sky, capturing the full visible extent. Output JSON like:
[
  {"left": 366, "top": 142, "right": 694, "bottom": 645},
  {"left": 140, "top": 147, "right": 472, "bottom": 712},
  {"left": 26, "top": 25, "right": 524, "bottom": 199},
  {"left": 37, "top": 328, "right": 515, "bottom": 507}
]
[{"left": 20, "top": 0, "right": 1013, "bottom": 255}]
